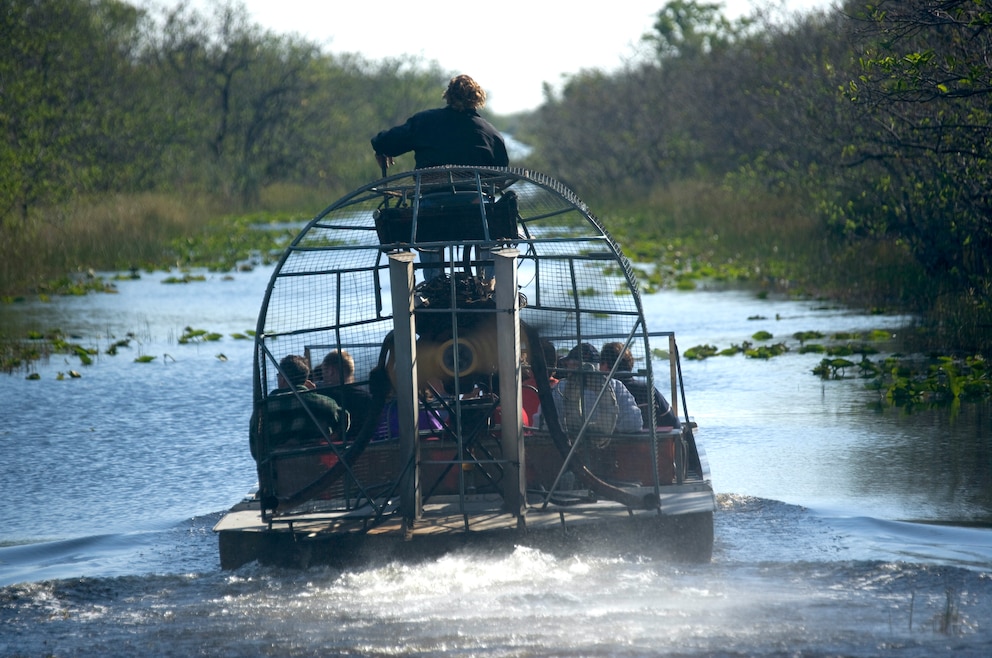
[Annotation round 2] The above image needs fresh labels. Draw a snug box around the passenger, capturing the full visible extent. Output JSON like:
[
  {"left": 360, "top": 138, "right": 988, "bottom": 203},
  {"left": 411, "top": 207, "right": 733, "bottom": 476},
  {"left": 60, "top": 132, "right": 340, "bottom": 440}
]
[
  {"left": 535, "top": 343, "right": 643, "bottom": 434},
  {"left": 521, "top": 340, "right": 557, "bottom": 423},
  {"left": 558, "top": 342, "right": 600, "bottom": 377},
  {"left": 523, "top": 339, "right": 559, "bottom": 389},
  {"left": 371, "top": 74, "right": 509, "bottom": 172},
  {"left": 316, "top": 349, "right": 373, "bottom": 434},
  {"left": 599, "top": 342, "right": 681, "bottom": 429},
  {"left": 249, "top": 355, "right": 349, "bottom": 460}
]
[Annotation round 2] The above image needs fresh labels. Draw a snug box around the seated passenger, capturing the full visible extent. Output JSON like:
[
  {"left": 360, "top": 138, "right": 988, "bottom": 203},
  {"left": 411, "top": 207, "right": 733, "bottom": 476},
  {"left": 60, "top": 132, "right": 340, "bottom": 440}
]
[
  {"left": 249, "top": 354, "right": 349, "bottom": 459},
  {"left": 558, "top": 342, "right": 599, "bottom": 377},
  {"left": 534, "top": 343, "right": 642, "bottom": 435},
  {"left": 599, "top": 342, "right": 681, "bottom": 429},
  {"left": 316, "top": 349, "right": 373, "bottom": 434},
  {"left": 521, "top": 341, "right": 558, "bottom": 426},
  {"left": 523, "top": 339, "right": 559, "bottom": 391},
  {"left": 371, "top": 74, "right": 510, "bottom": 282}
]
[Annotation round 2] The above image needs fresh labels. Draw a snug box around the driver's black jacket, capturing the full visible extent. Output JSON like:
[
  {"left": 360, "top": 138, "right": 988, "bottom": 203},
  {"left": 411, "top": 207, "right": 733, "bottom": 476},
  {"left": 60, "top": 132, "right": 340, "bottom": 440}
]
[{"left": 371, "top": 106, "right": 509, "bottom": 169}]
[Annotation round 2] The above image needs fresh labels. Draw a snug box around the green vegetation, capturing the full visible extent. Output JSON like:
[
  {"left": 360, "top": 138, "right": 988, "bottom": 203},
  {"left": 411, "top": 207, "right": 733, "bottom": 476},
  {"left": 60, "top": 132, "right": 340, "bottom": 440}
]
[
  {"left": 521, "top": 0, "right": 991, "bottom": 357},
  {"left": 0, "top": 325, "right": 257, "bottom": 374},
  {"left": 1, "top": 0, "right": 989, "bottom": 399},
  {"left": 683, "top": 327, "right": 990, "bottom": 407},
  {"left": 1, "top": 0, "right": 445, "bottom": 293}
]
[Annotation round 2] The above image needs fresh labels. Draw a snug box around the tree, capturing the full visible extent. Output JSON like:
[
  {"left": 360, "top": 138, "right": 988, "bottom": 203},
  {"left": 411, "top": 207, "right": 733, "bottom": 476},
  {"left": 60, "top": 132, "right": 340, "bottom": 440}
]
[
  {"left": 644, "top": 0, "right": 749, "bottom": 60},
  {"left": 0, "top": 0, "right": 152, "bottom": 222},
  {"left": 150, "top": 1, "right": 325, "bottom": 204},
  {"left": 840, "top": 0, "right": 992, "bottom": 305}
]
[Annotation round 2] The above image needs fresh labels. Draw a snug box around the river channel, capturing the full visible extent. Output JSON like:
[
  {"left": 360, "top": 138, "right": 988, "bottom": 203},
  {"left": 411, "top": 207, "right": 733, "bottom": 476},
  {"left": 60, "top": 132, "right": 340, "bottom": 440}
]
[{"left": 0, "top": 264, "right": 990, "bottom": 657}]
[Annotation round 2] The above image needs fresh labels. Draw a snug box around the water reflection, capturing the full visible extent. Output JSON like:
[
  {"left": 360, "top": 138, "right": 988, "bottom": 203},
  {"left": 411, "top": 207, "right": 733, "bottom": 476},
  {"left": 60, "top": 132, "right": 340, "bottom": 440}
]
[{"left": 846, "top": 402, "right": 992, "bottom": 523}]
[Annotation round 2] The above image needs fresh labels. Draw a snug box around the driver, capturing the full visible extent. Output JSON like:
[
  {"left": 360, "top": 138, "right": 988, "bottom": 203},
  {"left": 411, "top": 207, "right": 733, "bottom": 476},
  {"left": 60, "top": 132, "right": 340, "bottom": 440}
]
[{"left": 371, "top": 74, "right": 509, "bottom": 171}]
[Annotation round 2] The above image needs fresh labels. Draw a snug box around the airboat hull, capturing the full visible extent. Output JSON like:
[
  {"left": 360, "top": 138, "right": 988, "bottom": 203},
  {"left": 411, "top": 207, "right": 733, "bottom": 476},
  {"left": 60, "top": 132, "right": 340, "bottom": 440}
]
[
  {"left": 216, "top": 488, "right": 716, "bottom": 570},
  {"left": 214, "top": 166, "right": 716, "bottom": 569}
]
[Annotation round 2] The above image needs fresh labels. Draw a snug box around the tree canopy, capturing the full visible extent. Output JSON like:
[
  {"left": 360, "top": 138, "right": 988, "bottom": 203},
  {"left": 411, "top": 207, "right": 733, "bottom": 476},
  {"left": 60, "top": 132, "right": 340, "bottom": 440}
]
[
  {"left": 521, "top": 0, "right": 990, "bottom": 349},
  {"left": 0, "top": 0, "right": 447, "bottom": 222}
]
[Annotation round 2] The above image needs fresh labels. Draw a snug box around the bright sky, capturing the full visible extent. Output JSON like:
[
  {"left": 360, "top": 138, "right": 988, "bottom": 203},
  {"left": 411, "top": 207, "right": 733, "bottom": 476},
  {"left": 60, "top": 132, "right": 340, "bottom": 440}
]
[{"left": 185, "top": 0, "right": 836, "bottom": 114}]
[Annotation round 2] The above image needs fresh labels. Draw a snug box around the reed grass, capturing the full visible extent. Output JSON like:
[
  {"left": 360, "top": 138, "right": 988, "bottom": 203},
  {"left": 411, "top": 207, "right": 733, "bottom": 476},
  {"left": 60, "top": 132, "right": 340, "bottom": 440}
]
[
  {"left": 607, "top": 180, "right": 917, "bottom": 309},
  {"left": 259, "top": 182, "right": 344, "bottom": 215},
  {"left": 600, "top": 178, "right": 988, "bottom": 356},
  {"left": 0, "top": 185, "right": 325, "bottom": 297},
  {"left": 0, "top": 192, "right": 221, "bottom": 295}
]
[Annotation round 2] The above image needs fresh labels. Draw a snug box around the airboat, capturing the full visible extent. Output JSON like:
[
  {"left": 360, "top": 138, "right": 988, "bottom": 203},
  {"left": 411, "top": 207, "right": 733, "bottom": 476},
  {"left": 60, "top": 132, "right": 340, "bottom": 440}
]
[{"left": 214, "top": 167, "right": 716, "bottom": 569}]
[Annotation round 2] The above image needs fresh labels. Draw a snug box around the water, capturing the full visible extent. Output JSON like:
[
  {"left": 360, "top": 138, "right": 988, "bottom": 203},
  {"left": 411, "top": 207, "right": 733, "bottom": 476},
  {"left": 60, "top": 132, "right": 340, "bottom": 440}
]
[{"left": 1, "top": 270, "right": 991, "bottom": 656}]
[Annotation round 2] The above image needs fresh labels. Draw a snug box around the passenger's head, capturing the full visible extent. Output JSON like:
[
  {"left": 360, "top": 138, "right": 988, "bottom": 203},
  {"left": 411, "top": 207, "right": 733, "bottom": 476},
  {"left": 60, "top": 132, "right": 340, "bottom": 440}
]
[
  {"left": 278, "top": 354, "right": 310, "bottom": 388},
  {"left": 562, "top": 342, "right": 598, "bottom": 372},
  {"left": 444, "top": 74, "right": 486, "bottom": 112},
  {"left": 541, "top": 340, "right": 557, "bottom": 370},
  {"left": 320, "top": 349, "right": 355, "bottom": 386},
  {"left": 600, "top": 342, "right": 634, "bottom": 373}
]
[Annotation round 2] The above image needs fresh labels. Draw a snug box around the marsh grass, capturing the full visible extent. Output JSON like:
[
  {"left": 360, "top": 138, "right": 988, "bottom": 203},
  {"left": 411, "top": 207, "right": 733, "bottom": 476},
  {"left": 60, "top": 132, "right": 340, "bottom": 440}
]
[
  {"left": 601, "top": 180, "right": 831, "bottom": 292},
  {"left": 0, "top": 192, "right": 221, "bottom": 294},
  {"left": 259, "top": 182, "right": 343, "bottom": 215},
  {"left": 0, "top": 188, "right": 311, "bottom": 297}
]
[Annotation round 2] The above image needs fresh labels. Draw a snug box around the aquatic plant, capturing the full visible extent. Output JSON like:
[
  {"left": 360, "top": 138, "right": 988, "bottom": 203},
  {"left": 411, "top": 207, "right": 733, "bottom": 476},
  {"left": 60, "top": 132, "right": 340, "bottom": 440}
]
[
  {"left": 36, "top": 276, "right": 118, "bottom": 297},
  {"left": 684, "top": 344, "right": 719, "bottom": 360},
  {"left": 793, "top": 330, "right": 824, "bottom": 345},
  {"left": 745, "top": 342, "right": 788, "bottom": 359},
  {"left": 105, "top": 337, "right": 132, "bottom": 355},
  {"left": 177, "top": 326, "right": 223, "bottom": 344},
  {"left": 859, "top": 354, "right": 990, "bottom": 407},
  {"left": 812, "top": 357, "right": 857, "bottom": 378},
  {"left": 162, "top": 273, "right": 207, "bottom": 284}
]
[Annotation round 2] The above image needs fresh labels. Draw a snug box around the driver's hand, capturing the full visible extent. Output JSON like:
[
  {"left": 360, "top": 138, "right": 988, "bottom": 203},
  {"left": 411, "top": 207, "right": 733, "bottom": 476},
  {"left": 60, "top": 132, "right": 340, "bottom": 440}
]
[{"left": 375, "top": 153, "right": 394, "bottom": 169}]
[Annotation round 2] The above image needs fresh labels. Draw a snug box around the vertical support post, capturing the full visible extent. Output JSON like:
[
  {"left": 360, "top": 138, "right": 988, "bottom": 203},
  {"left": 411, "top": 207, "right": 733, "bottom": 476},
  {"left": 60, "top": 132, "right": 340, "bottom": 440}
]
[
  {"left": 669, "top": 334, "right": 679, "bottom": 420},
  {"left": 388, "top": 252, "right": 420, "bottom": 522},
  {"left": 494, "top": 248, "right": 525, "bottom": 519}
]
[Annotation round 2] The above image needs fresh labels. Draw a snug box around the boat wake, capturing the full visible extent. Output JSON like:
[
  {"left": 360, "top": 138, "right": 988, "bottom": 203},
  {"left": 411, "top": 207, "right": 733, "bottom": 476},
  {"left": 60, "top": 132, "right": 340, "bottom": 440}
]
[{"left": 3, "top": 498, "right": 991, "bottom": 656}]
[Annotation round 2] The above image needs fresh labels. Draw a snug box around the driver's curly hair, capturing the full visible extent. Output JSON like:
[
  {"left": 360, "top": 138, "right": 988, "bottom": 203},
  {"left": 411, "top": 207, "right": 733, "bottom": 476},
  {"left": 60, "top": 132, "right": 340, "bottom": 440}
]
[{"left": 443, "top": 74, "right": 486, "bottom": 112}]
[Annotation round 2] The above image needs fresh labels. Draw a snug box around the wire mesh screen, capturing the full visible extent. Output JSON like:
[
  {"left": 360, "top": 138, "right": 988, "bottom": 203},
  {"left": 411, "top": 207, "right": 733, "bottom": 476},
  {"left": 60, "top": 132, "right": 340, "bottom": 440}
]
[{"left": 254, "top": 167, "right": 652, "bottom": 398}]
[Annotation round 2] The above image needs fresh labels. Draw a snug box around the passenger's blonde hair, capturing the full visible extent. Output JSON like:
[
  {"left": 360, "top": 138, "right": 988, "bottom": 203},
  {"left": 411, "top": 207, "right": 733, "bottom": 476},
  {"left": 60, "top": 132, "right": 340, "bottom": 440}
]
[{"left": 443, "top": 74, "right": 486, "bottom": 111}]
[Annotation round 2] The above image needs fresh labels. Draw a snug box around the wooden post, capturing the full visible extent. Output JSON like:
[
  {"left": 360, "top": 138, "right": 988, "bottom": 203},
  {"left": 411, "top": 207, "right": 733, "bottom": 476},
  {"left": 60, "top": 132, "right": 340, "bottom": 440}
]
[
  {"left": 494, "top": 248, "right": 525, "bottom": 520},
  {"left": 388, "top": 252, "right": 421, "bottom": 521}
]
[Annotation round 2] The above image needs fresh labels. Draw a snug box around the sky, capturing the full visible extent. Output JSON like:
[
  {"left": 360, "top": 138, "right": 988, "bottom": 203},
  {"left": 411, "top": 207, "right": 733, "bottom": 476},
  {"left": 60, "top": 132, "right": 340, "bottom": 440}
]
[{"left": 176, "top": 0, "right": 836, "bottom": 115}]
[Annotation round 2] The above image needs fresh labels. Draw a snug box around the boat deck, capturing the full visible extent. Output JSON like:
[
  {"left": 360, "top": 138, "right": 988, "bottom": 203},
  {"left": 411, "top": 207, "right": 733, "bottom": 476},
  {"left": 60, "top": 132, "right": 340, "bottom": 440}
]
[{"left": 215, "top": 485, "right": 715, "bottom": 569}]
